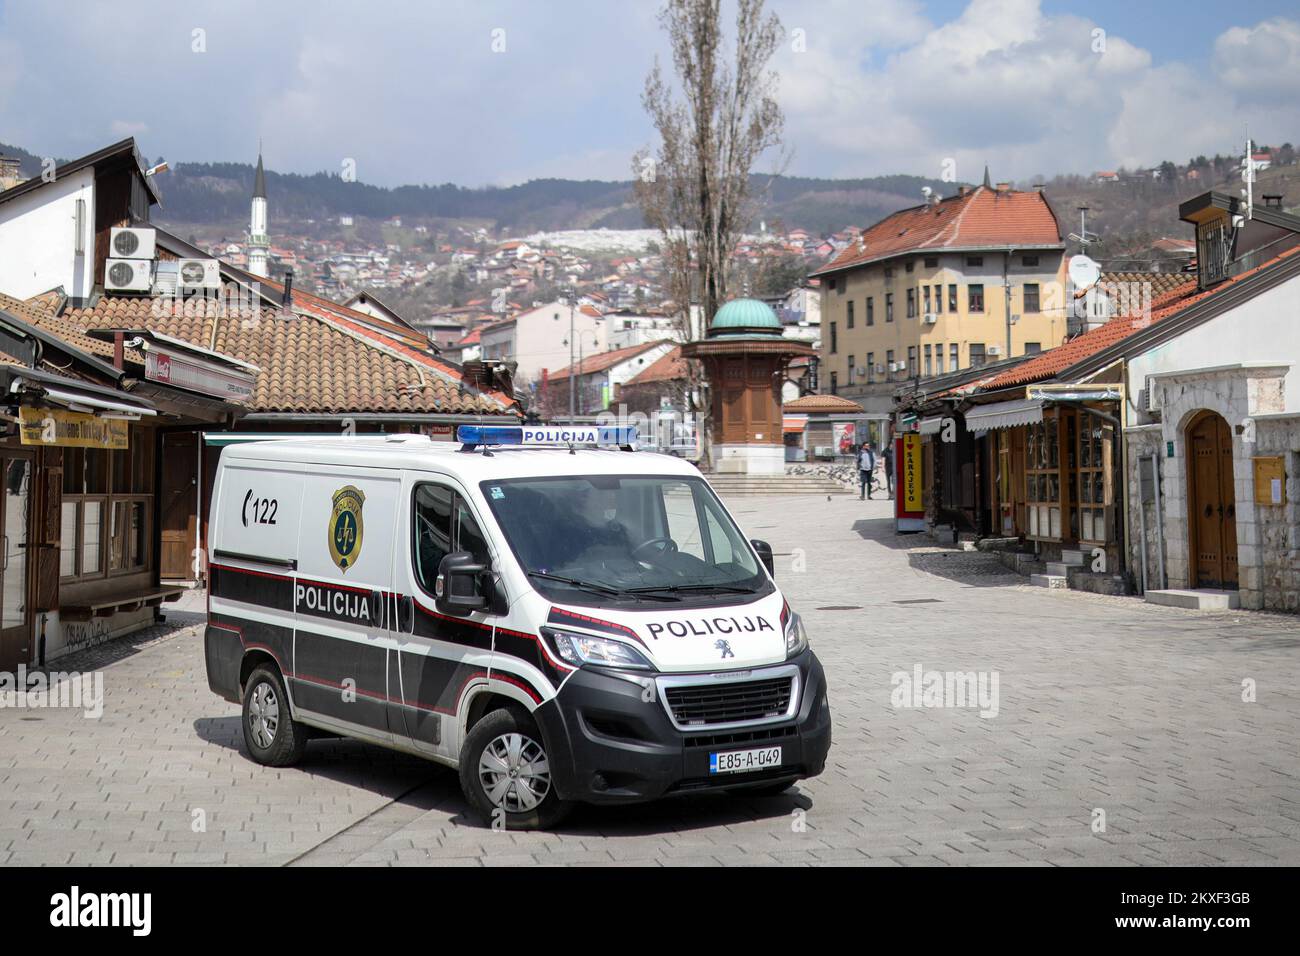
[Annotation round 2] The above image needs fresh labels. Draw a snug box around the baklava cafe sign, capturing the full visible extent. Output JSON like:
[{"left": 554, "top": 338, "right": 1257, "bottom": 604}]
[{"left": 18, "top": 407, "right": 128, "bottom": 449}]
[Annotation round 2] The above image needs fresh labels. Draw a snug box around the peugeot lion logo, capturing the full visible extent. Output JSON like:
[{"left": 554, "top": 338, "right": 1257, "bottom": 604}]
[{"left": 715, "top": 639, "right": 735, "bottom": 659}]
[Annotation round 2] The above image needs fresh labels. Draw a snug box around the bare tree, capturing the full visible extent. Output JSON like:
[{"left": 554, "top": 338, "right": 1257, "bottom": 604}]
[{"left": 634, "top": 0, "right": 785, "bottom": 462}]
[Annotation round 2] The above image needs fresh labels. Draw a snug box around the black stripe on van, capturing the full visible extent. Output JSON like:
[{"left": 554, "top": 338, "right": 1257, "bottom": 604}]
[{"left": 210, "top": 563, "right": 294, "bottom": 611}]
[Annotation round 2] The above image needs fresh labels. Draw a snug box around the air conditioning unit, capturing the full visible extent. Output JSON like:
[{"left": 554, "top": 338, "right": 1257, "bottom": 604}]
[
  {"left": 1143, "top": 377, "right": 1162, "bottom": 412},
  {"left": 853, "top": 366, "right": 868, "bottom": 378},
  {"left": 813, "top": 446, "right": 835, "bottom": 457},
  {"left": 109, "top": 226, "right": 156, "bottom": 260},
  {"left": 152, "top": 260, "right": 179, "bottom": 296},
  {"left": 923, "top": 313, "right": 938, "bottom": 324},
  {"left": 987, "top": 344, "right": 1003, "bottom": 357},
  {"left": 177, "top": 257, "right": 221, "bottom": 290},
  {"left": 874, "top": 364, "right": 885, "bottom": 375},
  {"left": 105, "top": 257, "right": 153, "bottom": 292}
]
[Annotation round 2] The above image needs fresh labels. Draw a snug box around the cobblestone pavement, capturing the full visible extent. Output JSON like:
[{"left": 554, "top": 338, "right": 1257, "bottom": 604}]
[{"left": 2, "top": 496, "right": 1298, "bottom": 866}]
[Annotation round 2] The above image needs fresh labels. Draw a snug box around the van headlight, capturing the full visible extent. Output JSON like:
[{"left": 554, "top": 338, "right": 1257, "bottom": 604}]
[
  {"left": 784, "top": 612, "right": 809, "bottom": 658},
  {"left": 541, "top": 627, "right": 653, "bottom": 670}
]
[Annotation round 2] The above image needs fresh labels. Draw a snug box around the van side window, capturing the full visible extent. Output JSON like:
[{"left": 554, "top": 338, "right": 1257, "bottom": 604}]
[
  {"left": 455, "top": 498, "right": 490, "bottom": 565},
  {"left": 413, "top": 483, "right": 454, "bottom": 591}
]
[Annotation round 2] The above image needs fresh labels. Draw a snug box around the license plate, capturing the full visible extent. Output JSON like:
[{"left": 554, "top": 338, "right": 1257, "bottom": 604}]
[{"left": 709, "top": 746, "right": 782, "bottom": 774}]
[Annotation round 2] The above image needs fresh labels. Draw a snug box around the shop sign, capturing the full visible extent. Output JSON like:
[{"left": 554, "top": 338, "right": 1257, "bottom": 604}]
[{"left": 18, "top": 407, "right": 128, "bottom": 449}]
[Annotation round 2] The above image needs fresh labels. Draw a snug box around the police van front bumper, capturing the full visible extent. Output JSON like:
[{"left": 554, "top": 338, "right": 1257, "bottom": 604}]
[{"left": 533, "top": 647, "right": 831, "bottom": 805}]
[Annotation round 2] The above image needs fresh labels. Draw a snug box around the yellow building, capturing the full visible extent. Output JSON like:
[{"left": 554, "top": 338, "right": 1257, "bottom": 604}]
[{"left": 809, "top": 180, "right": 1068, "bottom": 421}]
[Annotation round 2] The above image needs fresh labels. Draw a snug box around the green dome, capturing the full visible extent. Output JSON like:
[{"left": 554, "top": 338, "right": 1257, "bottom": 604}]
[{"left": 710, "top": 298, "right": 781, "bottom": 332}]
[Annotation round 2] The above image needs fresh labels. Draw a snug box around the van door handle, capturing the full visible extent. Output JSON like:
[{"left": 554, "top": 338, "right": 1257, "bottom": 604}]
[{"left": 396, "top": 594, "right": 415, "bottom": 634}]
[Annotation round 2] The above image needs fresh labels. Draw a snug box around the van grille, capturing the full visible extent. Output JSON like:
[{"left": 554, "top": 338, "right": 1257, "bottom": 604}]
[{"left": 665, "top": 676, "right": 793, "bottom": 727}]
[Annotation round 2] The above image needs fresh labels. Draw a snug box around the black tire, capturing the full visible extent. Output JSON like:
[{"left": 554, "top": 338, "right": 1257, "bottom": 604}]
[
  {"left": 241, "top": 664, "right": 308, "bottom": 767},
  {"left": 459, "top": 707, "right": 571, "bottom": 830}
]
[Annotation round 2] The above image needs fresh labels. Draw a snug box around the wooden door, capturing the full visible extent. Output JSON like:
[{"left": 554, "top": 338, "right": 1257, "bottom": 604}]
[
  {"left": 1188, "top": 412, "right": 1238, "bottom": 588},
  {"left": 159, "top": 431, "right": 197, "bottom": 581}
]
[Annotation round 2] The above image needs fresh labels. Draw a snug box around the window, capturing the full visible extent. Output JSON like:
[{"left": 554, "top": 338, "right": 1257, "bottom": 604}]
[
  {"left": 1024, "top": 282, "right": 1040, "bottom": 313},
  {"left": 1026, "top": 415, "right": 1062, "bottom": 541},
  {"left": 884, "top": 267, "right": 894, "bottom": 279},
  {"left": 907, "top": 288, "right": 916, "bottom": 318},
  {"left": 948, "top": 285, "right": 957, "bottom": 311},
  {"left": 1024, "top": 342, "right": 1042, "bottom": 355},
  {"left": 847, "top": 355, "right": 855, "bottom": 382},
  {"left": 61, "top": 436, "right": 153, "bottom": 582},
  {"left": 905, "top": 259, "right": 915, "bottom": 273},
  {"left": 923, "top": 286, "right": 931, "bottom": 314},
  {"left": 866, "top": 352, "right": 874, "bottom": 383},
  {"left": 480, "top": 476, "right": 766, "bottom": 609},
  {"left": 969, "top": 343, "right": 986, "bottom": 367},
  {"left": 924, "top": 344, "right": 932, "bottom": 377},
  {"left": 829, "top": 321, "right": 838, "bottom": 354},
  {"left": 866, "top": 296, "right": 874, "bottom": 326},
  {"left": 966, "top": 256, "right": 983, "bottom": 267},
  {"left": 968, "top": 284, "right": 985, "bottom": 312},
  {"left": 1022, "top": 254, "right": 1039, "bottom": 267},
  {"left": 846, "top": 300, "right": 855, "bottom": 329},
  {"left": 924, "top": 256, "right": 939, "bottom": 268},
  {"left": 831, "top": 276, "right": 843, "bottom": 295},
  {"left": 936, "top": 345, "right": 946, "bottom": 375},
  {"left": 907, "top": 346, "right": 917, "bottom": 376},
  {"left": 949, "top": 343, "right": 959, "bottom": 370},
  {"left": 886, "top": 350, "right": 895, "bottom": 376},
  {"left": 412, "top": 483, "right": 490, "bottom": 596},
  {"left": 1077, "top": 416, "right": 1114, "bottom": 543},
  {"left": 885, "top": 293, "right": 894, "bottom": 322},
  {"left": 934, "top": 284, "right": 943, "bottom": 313},
  {"left": 830, "top": 371, "right": 838, "bottom": 394}
]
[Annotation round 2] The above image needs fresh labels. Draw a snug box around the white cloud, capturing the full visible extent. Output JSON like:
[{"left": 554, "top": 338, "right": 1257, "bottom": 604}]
[{"left": 1214, "top": 17, "right": 1300, "bottom": 103}]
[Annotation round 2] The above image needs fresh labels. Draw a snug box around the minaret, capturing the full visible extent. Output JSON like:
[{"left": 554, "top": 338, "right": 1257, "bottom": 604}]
[{"left": 248, "top": 148, "right": 269, "bottom": 278}]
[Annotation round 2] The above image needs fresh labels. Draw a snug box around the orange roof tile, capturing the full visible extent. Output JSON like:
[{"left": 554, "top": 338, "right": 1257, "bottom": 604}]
[
  {"left": 975, "top": 246, "right": 1300, "bottom": 391},
  {"left": 549, "top": 340, "right": 672, "bottom": 381},
  {"left": 624, "top": 346, "right": 687, "bottom": 385},
  {"left": 811, "top": 185, "right": 1062, "bottom": 276}
]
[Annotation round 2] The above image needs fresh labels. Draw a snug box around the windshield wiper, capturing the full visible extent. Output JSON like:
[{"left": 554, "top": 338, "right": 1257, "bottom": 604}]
[
  {"left": 627, "top": 583, "right": 757, "bottom": 595},
  {"left": 527, "top": 571, "right": 675, "bottom": 602}
]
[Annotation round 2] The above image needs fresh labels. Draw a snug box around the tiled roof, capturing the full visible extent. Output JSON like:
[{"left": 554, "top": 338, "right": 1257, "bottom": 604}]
[
  {"left": 61, "top": 289, "right": 514, "bottom": 416},
  {"left": 549, "top": 340, "right": 672, "bottom": 381},
  {"left": 0, "top": 290, "right": 144, "bottom": 366},
  {"left": 624, "top": 346, "right": 686, "bottom": 385},
  {"left": 974, "top": 245, "right": 1300, "bottom": 392},
  {"left": 811, "top": 185, "right": 1062, "bottom": 276},
  {"left": 783, "top": 393, "right": 865, "bottom": 413},
  {"left": 1093, "top": 270, "right": 1190, "bottom": 300}
]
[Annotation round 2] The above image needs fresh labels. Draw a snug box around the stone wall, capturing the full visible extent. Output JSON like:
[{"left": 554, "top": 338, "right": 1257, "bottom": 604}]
[
  {"left": 1254, "top": 414, "right": 1300, "bottom": 612},
  {"left": 1124, "top": 424, "right": 1166, "bottom": 592}
]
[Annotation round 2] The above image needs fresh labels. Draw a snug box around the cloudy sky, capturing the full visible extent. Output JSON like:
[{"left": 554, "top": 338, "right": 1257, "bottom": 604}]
[{"left": 1, "top": 0, "right": 1297, "bottom": 187}]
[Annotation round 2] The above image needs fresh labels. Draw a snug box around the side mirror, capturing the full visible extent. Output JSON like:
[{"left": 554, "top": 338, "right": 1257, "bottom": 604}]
[
  {"left": 436, "top": 551, "right": 488, "bottom": 616},
  {"left": 750, "top": 539, "right": 774, "bottom": 578}
]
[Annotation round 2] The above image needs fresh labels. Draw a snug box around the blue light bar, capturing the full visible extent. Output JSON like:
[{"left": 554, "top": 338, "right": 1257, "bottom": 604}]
[{"left": 457, "top": 425, "right": 639, "bottom": 447}]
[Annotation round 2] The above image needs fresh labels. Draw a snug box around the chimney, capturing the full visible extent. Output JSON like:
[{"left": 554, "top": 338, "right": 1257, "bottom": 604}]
[
  {"left": 281, "top": 269, "right": 294, "bottom": 307},
  {"left": 0, "top": 156, "right": 24, "bottom": 191},
  {"left": 1032, "top": 183, "right": 1046, "bottom": 192},
  {"left": 1263, "top": 194, "right": 1283, "bottom": 209},
  {"left": 995, "top": 182, "right": 1011, "bottom": 193},
  {"left": 958, "top": 185, "right": 969, "bottom": 197}
]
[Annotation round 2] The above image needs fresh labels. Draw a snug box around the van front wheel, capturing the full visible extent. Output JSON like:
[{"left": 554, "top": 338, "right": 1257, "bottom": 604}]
[
  {"left": 242, "top": 665, "right": 308, "bottom": 767},
  {"left": 459, "top": 707, "right": 571, "bottom": 830}
]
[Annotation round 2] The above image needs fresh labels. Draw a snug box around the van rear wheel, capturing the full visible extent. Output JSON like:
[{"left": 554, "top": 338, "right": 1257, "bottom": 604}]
[
  {"left": 459, "top": 707, "right": 571, "bottom": 830},
  {"left": 242, "top": 665, "right": 308, "bottom": 767}
]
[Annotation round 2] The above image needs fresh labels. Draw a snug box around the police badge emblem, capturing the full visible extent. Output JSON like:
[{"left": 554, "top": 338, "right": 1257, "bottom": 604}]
[{"left": 328, "top": 485, "right": 365, "bottom": 571}]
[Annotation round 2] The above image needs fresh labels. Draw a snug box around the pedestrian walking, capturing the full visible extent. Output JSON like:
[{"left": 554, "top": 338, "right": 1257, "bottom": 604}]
[
  {"left": 857, "top": 442, "right": 877, "bottom": 500},
  {"left": 882, "top": 441, "right": 895, "bottom": 498}
]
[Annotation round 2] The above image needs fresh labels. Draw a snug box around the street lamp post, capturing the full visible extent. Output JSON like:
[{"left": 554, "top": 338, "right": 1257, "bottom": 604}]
[{"left": 576, "top": 329, "right": 598, "bottom": 416}]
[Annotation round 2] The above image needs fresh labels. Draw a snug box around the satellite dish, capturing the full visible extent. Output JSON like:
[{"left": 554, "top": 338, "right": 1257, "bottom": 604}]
[{"left": 1068, "top": 254, "right": 1101, "bottom": 289}]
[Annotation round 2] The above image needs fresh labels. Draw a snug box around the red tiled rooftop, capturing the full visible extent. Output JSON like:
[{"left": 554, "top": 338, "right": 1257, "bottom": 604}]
[{"left": 811, "top": 185, "right": 1062, "bottom": 276}]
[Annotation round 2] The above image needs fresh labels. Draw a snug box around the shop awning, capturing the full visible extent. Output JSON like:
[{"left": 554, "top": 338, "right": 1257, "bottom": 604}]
[
  {"left": 782, "top": 417, "right": 807, "bottom": 433},
  {"left": 40, "top": 386, "right": 157, "bottom": 418},
  {"left": 918, "top": 416, "right": 945, "bottom": 436},
  {"left": 964, "top": 398, "right": 1043, "bottom": 432}
]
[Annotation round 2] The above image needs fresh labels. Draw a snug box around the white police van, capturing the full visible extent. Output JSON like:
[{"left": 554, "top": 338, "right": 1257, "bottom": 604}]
[{"left": 204, "top": 425, "right": 831, "bottom": 829}]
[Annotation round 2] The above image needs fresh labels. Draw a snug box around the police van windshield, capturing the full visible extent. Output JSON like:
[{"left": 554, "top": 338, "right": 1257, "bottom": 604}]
[{"left": 480, "top": 474, "right": 771, "bottom": 607}]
